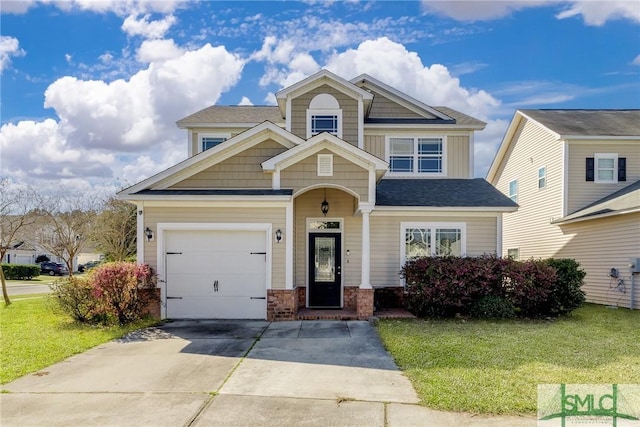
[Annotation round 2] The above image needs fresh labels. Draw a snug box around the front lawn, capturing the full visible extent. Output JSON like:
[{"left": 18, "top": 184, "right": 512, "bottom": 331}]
[
  {"left": 0, "top": 295, "right": 157, "bottom": 384},
  {"left": 377, "top": 304, "right": 640, "bottom": 415}
]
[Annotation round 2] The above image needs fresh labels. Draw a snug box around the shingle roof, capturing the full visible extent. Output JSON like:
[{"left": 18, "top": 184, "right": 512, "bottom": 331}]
[
  {"left": 134, "top": 189, "right": 293, "bottom": 196},
  {"left": 375, "top": 178, "right": 518, "bottom": 208},
  {"left": 177, "top": 106, "right": 283, "bottom": 126},
  {"left": 520, "top": 109, "right": 640, "bottom": 137},
  {"left": 433, "top": 107, "right": 486, "bottom": 128},
  {"left": 556, "top": 179, "right": 640, "bottom": 223}
]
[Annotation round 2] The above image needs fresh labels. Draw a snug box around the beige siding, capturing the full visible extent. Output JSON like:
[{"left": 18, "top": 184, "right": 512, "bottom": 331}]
[
  {"left": 190, "top": 128, "right": 249, "bottom": 155},
  {"left": 171, "top": 139, "right": 287, "bottom": 189},
  {"left": 364, "top": 135, "right": 385, "bottom": 159},
  {"left": 280, "top": 149, "right": 370, "bottom": 202},
  {"left": 495, "top": 118, "right": 567, "bottom": 259},
  {"left": 446, "top": 135, "right": 470, "bottom": 178},
  {"left": 290, "top": 84, "right": 359, "bottom": 146},
  {"left": 293, "top": 189, "right": 361, "bottom": 289},
  {"left": 369, "top": 215, "right": 499, "bottom": 286},
  {"left": 143, "top": 206, "right": 286, "bottom": 289},
  {"left": 566, "top": 141, "right": 640, "bottom": 214},
  {"left": 556, "top": 213, "right": 640, "bottom": 309},
  {"left": 367, "top": 90, "right": 425, "bottom": 119}
]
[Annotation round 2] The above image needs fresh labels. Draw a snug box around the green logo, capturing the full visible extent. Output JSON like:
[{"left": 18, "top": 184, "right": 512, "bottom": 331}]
[{"left": 538, "top": 384, "right": 640, "bottom": 427}]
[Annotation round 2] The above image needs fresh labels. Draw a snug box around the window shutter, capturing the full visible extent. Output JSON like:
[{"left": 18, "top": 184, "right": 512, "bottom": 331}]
[
  {"left": 586, "top": 157, "right": 594, "bottom": 181},
  {"left": 618, "top": 158, "right": 626, "bottom": 182}
]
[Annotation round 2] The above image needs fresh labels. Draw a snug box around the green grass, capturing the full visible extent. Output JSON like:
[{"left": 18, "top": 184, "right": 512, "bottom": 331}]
[
  {"left": 376, "top": 304, "right": 640, "bottom": 415},
  {"left": 5, "top": 275, "right": 58, "bottom": 285},
  {"left": 0, "top": 294, "right": 157, "bottom": 384}
]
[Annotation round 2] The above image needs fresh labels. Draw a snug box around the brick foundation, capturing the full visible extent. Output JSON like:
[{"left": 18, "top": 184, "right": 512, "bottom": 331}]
[
  {"left": 356, "top": 288, "right": 374, "bottom": 319},
  {"left": 297, "top": 286, "right": 306, "bottom": 308},
  {"left": 374, "top": 287, "right": 405, "bottom": 310},
  {"left": 343, "top": 287, "right": 358, "bottom": 310},
  {"left": 267, "top": 289, "right": 298, "bottom": 321},
  {"left": 140, "top": 287, "right": 161, "bottom": 319}
]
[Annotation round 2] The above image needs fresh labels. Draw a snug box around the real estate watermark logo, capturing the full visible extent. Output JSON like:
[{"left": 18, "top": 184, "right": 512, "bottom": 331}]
[{"left": 538, "top": 384, "right": 640, "bottom": 427}]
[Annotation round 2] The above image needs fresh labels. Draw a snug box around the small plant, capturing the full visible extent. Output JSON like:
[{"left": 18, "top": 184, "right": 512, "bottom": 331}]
[
  {"left": 543, "top": 258, "right": 586, "bottom": 315},
  {"left": 49, "top": 276, "right": 99, "bottom": 322},
  {"left": 469, "top": 295, "right": 516, "bottom": 319}
]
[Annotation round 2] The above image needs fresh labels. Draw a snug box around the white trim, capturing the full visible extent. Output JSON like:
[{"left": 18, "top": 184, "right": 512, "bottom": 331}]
[
  {"left": 139, "top": 200, "right": 290, "bottom": 209},
  {"left": 136, "top": 202, "right": 144, "bottom": 264},
  {"left": 360, "top": 208, "right": 371, "bottom": 289},
  {"left": 157, "top": 222, "right": 272, "bottom": 319},
  {"left": 272, "top": 168, "right": 281, "bottom": 190},
  {"left": 285, "top": 202, "right": 294, "bottom": 290},
  {"left": 285, "top": 97, "right": 292, "bottom": 132},
  {"left": 365, "top": 123, "right": 485, "bottom": 131},
  {"left": 561, "top": 135, "right": 640, "bottom": 141},
  {"left": 400, "top": 222, "right": 467, "bottom": 272},
  {"left": 496, "top": 214, "right": 503, "bottom": 256},
  {"left": 306, "top": 217, "right": 343, "bottom": 232},
  {"left": 357, "top": 100, "right": 364, "bottom": 149},
  {"left": 187, "top": 129, "right": 193, "bottom": 157},
  {"left": 552, "top": 207, "right": 640, "bottom": 224},
  {"left": 177, "top": 122, "right": 285, "bottom": 129},
  {"left": 120, "top": 195, "right": 292, "bottom": 203},
  {"left": 562, "top": 141, "right": 568, "bottom": 217},
  {"left": 293, "top": 183, "right": 361, "bottom": 202},
  {"left": 468, "top": 131, "right": 475, "bottom": 177},
  {"left": 198, "top": 132, "right": 230, "bottom": 154},
  {"left": 594, "top": 152, "right": 618, "bottom": 183},
  {"left": 368, "top": 169, "right": 376, "bottom": 206},
  {"left": 317, "top": 154, "right": 334, "bottom": 176},
  {"left": 306, "top": 109, "right": 343, "bottom": 139},
  {"left": 385, "top": 135, "right": 447, "bottom": 177}
]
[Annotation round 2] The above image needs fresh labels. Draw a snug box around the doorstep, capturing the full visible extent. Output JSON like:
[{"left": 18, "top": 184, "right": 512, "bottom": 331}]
[{"left": 295, "top": 307, "right": 415, "bottom": 320}]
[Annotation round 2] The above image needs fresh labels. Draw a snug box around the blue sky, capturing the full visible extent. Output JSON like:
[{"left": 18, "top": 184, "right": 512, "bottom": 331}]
[{"left": 1, "top": 0, "right": 639, "bottom": 194}]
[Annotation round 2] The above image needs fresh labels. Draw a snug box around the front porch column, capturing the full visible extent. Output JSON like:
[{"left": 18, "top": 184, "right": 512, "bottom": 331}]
[{"left": 358, "top": 207, "right": 374, "bottom": 319}]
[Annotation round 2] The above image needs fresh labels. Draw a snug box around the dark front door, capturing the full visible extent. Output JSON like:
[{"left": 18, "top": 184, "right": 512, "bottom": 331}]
[{"left": 308, "top": 233, "right": 341, "bottom": 308}]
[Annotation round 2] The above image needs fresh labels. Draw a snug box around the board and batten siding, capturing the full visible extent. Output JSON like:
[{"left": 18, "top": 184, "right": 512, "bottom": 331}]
[
  {"left": 293, "top": 189, "right": 362, "bottom": 288},
  {"left": 143, "top": 206, "right": 286, "bottom": 289},
  {"left": 290, "top": 84, "right": 359, "bottom": 146},
  {"left": 280, "top": 149, "right": 370, "bottom": 202},
  {"left": 566, "top": 140, "right": 640, "bottom": 215},
  {"left": 364, "top": 135, "right": 385, "bottom": 159},
  {"left": 171, "top": 139, "right": 287, "bottom": 189},
  {"left": 556, "top": 213, "right": 640, "bottom": 309},
  {"left": 496, "top": 117, "right": 567, "bottom": 259},
  {"left": 369, "top": 214, "right": 499, "bottom": 286}
]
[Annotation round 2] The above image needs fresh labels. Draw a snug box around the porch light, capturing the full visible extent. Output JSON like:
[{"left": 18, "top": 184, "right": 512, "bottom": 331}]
[
  {"left": 275, "top": 229, "right": 283, "bottom": 243},
  {"left": 321, "top": 199, "right": 329, "bottom": 216},
  {"left": 144, "top": 227, "right": 154, "bottom": 241}
]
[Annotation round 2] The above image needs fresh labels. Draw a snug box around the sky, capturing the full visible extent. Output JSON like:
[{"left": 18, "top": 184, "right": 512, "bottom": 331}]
[{"left": 1, "top": 0, "right": 639, "bottom": 196}]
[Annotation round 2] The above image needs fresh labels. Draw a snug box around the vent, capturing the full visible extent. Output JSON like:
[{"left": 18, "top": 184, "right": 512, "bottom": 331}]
[{"left": 317, "top": 154, "right": 333, "bottom": 177}]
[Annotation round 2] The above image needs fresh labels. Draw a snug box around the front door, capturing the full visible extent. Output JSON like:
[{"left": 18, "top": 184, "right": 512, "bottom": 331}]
[{"left": 308, "top": 233, "right": 341, "bottom": 308}]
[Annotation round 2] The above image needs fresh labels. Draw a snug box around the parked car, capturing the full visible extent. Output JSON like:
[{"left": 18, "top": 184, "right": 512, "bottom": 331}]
[
  {"left": 40, "top": 262, "right": 68, "bottom": 276},
  {"left": 78, "top": 260, "right": 102, "bottom": 272}
]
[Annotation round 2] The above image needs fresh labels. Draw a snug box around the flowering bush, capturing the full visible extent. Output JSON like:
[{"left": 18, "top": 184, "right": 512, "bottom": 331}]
[{"left": 49, "top": 276, "right": 99, "bottom": 322}]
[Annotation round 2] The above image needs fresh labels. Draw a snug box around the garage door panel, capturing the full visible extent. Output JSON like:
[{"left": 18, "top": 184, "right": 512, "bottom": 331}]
[{"left": 164, "top": 229, "right": 267, "bottom": 319}]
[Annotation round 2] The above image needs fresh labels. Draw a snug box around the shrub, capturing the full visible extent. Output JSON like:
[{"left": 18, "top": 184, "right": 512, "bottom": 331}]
[
  {"left": 50, "top": 276, "right": 100, "bottom": 323},
  {"left": 469, "top": 295, "right": 516, "bottom": 319},
  {"left": 1, "top": 264, "right": 41, "bottom": 280},
  {"left": 503, "top": 259, "right": 556, "bottom": 318},
  {"left": 543, "top": 258, "right": 586, "bottom": 315},
  {"left": 90, "top": 262, "right": 157, "bottom": 325}
]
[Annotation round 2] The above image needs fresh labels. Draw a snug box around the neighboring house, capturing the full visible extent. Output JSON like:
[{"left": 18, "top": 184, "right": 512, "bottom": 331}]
[
  {"left": 118, "top": 69, "right": 517, "bottom": 320},
  {"left": 487, "top": 109, "right": 640, "bottom": 309},
  {"left": 1, "top": 241, "right": 37, "bottom": 265}
]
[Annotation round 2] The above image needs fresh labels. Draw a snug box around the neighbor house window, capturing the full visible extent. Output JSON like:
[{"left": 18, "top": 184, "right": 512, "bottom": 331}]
[
  {"left": 595, "top": 153, "right": 617, "bottom": 183},
  {"left": 509, "top": 179, "right": 518, "bottom": 203},
  {"left": 507, "top": 248, "right": 520, "bottom": 260},
  {"left": 401, "top": 223, "right": 466, "bottom": 265},
  {"left": 387, "top": 136, "right": 445, "bottom": 175},
  {"left": 538, "top": 167, "right": 546, "bottom": 189},
  {"left": 199, "top": 133, "right": 229, "bottom": 152}
]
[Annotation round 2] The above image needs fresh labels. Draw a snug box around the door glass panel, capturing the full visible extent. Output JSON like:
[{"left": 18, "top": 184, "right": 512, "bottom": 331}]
[{"left": 314, "top": 237, "right": 335, "bottom": 282}]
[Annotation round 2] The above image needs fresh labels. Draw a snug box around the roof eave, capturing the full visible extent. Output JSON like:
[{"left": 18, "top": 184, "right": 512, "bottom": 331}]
[{"left": 552, "top": 207, "right": 640, "bottom": 224}]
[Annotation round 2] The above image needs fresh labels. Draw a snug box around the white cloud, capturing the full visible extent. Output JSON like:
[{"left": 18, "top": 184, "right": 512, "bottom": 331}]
[
  {"left": 556, "top": 1, "right": 640, "bottom": 25},
  {"left": 121, "top": 13, "right": 176, "bottom": 39},
  {"left": 0, "top": 36, "right": 25, "bottom": 73},
  {"left": 238, "top": 97, "right": 253, "bottom": 106},
  {"left": 633, "top": 54, "right": 640, "bottom": 65},
  {"left": 0, "top": 0, "right": 37, "bottom": 14},
  {"left": 136, "top": 39, "right": 183, "bottom": 62}
]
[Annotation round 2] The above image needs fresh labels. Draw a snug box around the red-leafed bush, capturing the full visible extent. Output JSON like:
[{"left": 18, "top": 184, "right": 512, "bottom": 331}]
[{"left": 401, "top": 255, "right": 581, "bottom": 318}]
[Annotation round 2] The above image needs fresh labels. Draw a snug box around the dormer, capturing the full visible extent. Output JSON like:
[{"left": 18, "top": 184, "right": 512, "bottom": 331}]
[{"left": 275, "top": 70, "right": 373, "bottom": 149}]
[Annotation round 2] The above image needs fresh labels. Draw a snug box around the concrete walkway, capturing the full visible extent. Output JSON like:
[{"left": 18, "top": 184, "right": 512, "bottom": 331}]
[{"left": 0, "top": 320, "right": 535, "bottom": 427}]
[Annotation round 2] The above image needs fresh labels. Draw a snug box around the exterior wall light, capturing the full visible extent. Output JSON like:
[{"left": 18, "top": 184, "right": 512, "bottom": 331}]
[
  {"left": 144, "top": 227, "right": 154, "bottom": 241},
  {"left": 275, "top": 229, "right": 283, "bottom": 243}
]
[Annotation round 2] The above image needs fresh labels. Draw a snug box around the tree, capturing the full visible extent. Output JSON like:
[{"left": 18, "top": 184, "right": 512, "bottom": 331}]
[
  {"left": 90, "top": 197, "right": 136, "bottom": 261},
  {"left": 0, "top": 180, "right": 39, "bottom": 305}
]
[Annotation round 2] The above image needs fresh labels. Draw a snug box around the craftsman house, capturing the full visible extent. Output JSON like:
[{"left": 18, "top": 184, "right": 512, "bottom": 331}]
[
  {"left": 118, "top": 70, "right": 517, "bottom": 320},
  {"left": 487, "top": 109, "right": 640, "bottom": 309}
]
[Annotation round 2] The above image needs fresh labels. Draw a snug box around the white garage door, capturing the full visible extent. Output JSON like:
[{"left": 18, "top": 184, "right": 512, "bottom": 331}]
[{"left": 164, "top": 229, "right": 267, "bottom": 319}]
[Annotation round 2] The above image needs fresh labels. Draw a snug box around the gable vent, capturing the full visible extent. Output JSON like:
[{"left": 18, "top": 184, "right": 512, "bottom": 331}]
[{"left": 317, "top": 154, "right": 333, "bottom": 177}]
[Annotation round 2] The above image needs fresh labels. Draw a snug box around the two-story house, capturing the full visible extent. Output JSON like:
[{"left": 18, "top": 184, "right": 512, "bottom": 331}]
[
  {"left": 118, "top": 70, "right": 517, "bottom": 320},
  {"left": 487, "top": 109, "right": 640, "bottom": 309}
]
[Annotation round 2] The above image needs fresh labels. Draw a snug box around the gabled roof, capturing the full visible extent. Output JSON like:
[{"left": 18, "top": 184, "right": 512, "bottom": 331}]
[
  {"left": 118, "top": 121, "right": 303, "bottom": 197},
  {"left": 275, "top": 69, "right": 373, "bottom": 116},
  {"left": 520, "top": 109, "right": 640, "bottom": 138},
  {"left": 376, "top": 178, "right": 518, "bottom": 210},
  {"left": 553, "top": 179, "right": 640, "bottom": 224},
  {"left": 262, "top": 132, "right": 388, "bottom": 178},
  {"left": 177, "top": 106, "right": 283, "bottom": 128}
]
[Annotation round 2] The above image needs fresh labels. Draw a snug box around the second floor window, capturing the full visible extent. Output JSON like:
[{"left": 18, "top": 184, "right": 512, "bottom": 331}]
[
  {"left": 311, "top": 115, "right": 339, "bottom": 136},
  {"left": 509, "top": 179, "right": 518, "bottom": 203},
  {"left": 388, "top": 137, "right": 444, "bottom": 175},
  {"left": 538, "top": 167, "right": 546, "bottom": 189},
  {"left": 199, "top": 133, "right": 229, "bottom": 152}
]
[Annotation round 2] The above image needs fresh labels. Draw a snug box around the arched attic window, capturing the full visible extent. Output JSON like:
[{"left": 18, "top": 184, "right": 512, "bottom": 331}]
[{"left": 307, "top": 93, "right": 342, "bottom": 139}]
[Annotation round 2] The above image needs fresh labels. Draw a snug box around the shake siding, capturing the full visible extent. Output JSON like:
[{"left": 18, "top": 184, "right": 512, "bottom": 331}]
[
  {"left": 566, "top": 141, "right": 640, "bottom": 214},
  {"left": 367, "top": 91, "right": 425, "bottom": 119},
  {"left": 446, "top": 135, "right": 470, "bottom": 178},
  {"left": 293, "top": 189, "right": 361, "bottom": 288},
  {"left": 142, "top": 206, "right": 286, "bottom": 289},
  {"left": 364, "top": 135, "right": 385, "bottom": 158},
  {"left": 497, "top": 118, "right": 567, "bottom": 259},
  {"left": 170, "top": 139, "right": 287, "bottom": 188},
  {"left": 369, "top": 215, "right": 498, "bottom": 286},
  {"left": 280, "top": 149, "right": 370, "bottom": 202},
  {"left": 290, "top": 84, "right": 359, "bottom": 146},
  {"left": 556, "top": 213, "right": 640, "bottom": 309}
]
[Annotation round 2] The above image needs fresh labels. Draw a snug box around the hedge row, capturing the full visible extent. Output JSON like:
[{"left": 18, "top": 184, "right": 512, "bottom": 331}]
[
  {"left": 401, "top": 255, "right": 586, "bottom": 318},
  {"left": 1, "top": 264, "right": 41, "bottom": 280}
]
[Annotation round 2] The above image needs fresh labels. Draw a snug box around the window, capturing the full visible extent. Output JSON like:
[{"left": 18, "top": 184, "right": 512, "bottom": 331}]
[
  {"left": 509, "top": 180, "right": 518, "bottom": 203},
  {"left": 311, "top": 115, "right": 338, "bottom": 135},
  {"left": 538, "top": 167, "right": 546, "bottom": 189},
  {"left": 307, "top": 94, "right": 342, "bottom": 138},
  {"left": 595, "top": 153, "right": 617, "bottom": 183},
  {"left": 199, "top": 133, "right": 229, "bottom": 152},
  {"left": 507, "top": 248, "right": 520, "bottom": 260},
  {"left": 401, "top": 223, "right": 466, "bottom": 264},
  {"left": 388, "top": 136, "right": 445, "bottom": 175}
]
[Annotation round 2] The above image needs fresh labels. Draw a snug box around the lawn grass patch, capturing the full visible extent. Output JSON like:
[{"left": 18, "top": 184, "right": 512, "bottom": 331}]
[
  {"left": 1, "top": 294, "right": 157, "bottom": 384},
  {"left": 376, "top": 304, "right": 640, "bottom": 415}
]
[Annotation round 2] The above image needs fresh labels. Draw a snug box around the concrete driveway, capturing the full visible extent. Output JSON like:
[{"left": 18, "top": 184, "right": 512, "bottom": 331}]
[{"left": 1, "top": 320, "right": 534, "bottom": 427}]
